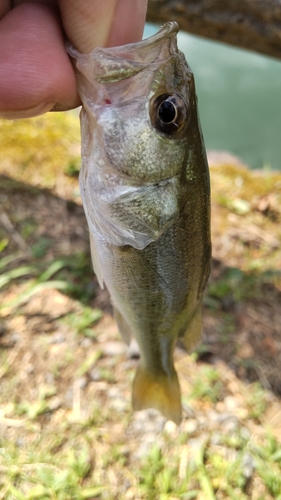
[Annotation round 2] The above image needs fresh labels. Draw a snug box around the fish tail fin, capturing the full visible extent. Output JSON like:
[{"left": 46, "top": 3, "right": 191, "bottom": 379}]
[{"left": 132, "top": 365, "right": 181, "bottom": 425}]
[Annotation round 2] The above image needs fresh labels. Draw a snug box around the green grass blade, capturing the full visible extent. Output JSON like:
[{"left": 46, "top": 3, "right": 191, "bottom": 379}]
[
  {"left": 0, "top": 266, "right": 35, "bottom": 289},
  {"left": 0, "top": 251, "right": 24, "bottom": 270},
  {"left": 194, "top": 438, "right": 216, "bottom": 500},
  {"left": 38, "top": 259, "right": 68, "bottom": 282},
  {"left": 5, "top": 280, "right": 71, "bottom": 309}
]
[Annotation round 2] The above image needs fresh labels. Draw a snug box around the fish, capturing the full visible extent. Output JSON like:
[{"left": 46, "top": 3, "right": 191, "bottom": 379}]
[{"left": 67, "top": 22, "right": 211, "bottom": 424}]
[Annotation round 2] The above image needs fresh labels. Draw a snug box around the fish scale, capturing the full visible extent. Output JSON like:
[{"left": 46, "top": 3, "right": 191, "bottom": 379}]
[{"left": 68, "top": 22, "right": 211, "bottom": 424}]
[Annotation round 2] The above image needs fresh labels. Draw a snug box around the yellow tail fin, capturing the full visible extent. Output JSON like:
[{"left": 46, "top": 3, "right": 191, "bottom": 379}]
[{"left": 132, "top": 365, "right": 181, "bottom": 425}]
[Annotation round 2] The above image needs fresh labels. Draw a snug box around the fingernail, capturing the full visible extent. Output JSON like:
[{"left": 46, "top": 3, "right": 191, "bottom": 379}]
[
  {"left": 50, "top": 100, "right": 81, "bottom": 112},
  {"left": 0, "top": 102, "right": 55, "bottom": 120}
]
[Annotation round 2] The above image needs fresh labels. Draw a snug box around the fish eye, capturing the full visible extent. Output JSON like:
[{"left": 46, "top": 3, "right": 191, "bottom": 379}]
[
  {"left": 150, "top": 93, "right": 187, "bottom": 135},
  {"left": 158, "top": 100, "right": 177, "bottom": 124}
]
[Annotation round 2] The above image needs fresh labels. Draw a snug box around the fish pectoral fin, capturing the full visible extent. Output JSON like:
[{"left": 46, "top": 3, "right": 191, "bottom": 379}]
[
  {"left": 181, "top": 306, "right": 203, "bottom": 352},
  {"left": 89, "top": 233, "right": 104, "bottom": 288},
  {"left": 132, "top": 365, "right": 181, "bottom": 425}
]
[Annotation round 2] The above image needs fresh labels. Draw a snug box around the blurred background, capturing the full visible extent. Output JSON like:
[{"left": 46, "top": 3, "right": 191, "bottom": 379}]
[
  {"left": 145, "top": 23, "right": 281, "bottom": 171},
  {"left": 0, "top": 21, "right": 281, "bottom": 500}
]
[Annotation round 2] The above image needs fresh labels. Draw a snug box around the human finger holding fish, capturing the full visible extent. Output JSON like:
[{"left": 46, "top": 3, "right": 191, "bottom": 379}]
[
  {"left": 69, "top": 22, "right": 211, "bottom": 424},
  {"left": 0, "top": 0, "right": 147, "bottom": 118}
]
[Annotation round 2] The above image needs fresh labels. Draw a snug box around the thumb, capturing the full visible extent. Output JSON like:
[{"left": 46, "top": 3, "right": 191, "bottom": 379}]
[{"left": 58, "top": 0, "right": 148, "bottom": 53}]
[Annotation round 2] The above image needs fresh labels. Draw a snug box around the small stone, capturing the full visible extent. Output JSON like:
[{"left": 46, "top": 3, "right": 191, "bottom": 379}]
[
  {"left": 102, "top": 341, "right": 127, "bottom": 357},
  {"left": 80, "top": 338, "right": 92, "bottom": 348},
  {"left": 164, "top": 420, "right": 178, "bottom": 435},
  {"left": 210, "top": 432, "right": 222, "bottom": 445},
  {"left": 45, "top": 373, "right": 55, "bottom": 385},
  {"left": 221, "top": 415, "right": 239, "bottom": 433},
  {"left": 237, "top": 343, "right": 255, "bottom": 359},
  {"left": 109, "top": 398, "right": 128, "bottom": 412},
  {"left": 131, "top": 409, "right": 166, "bottom": 434},
  {"left": 48, "top": 397, "right": 63, "bottom": 412},
  {"left": 122, "top": 360, "right": 138, "bottom": 370},
  {"left": 25, "top": 363, "right": 35, "bottom": 375},
  {"left": 49, "top": 332, "right": 65, "bottom": 344},
  {"left": 65, "top": 388, "right": 73, "bottom": 408},
  {"left": 216, "top": 401, "right": 225, "bottom": 412},
  {"left": 15, "top": 438, "right": 25, "bottom": 447},
  {"left": 133, "top": 433, "right": 162, "bottom": 459},
  {"left": 197, "top": 415, "right": 207, "bottom": 427},
  {"left": 127, "top": 339, "right": 140, "bottom": 359},
  {"left": 208, "top": 410, "right": 221, "bottom": 422},
  {"left": 76, "top": 376, "right": 88, "bottom": 389},
  {"left": 10, "top": 332, "right": 20, "bottom": 344},
  {"left": 108, "top": 386, "right": 122, "bottom": 398},
  {"left": 125, "top": 489, "right": 135, "bottom": 500},
  {"left": 92, "top": 381, "right": 108, "bottom": 391},
  {"left": 89, "top": 367, "right": 102, "bottom": 382},
  {"left": 182, "top": 419, "right": 198, "bottom": 434},
  {"left": 242, "top": 452, "right": 255, "bottom": 478},
  {"left": 224, "top": 396, "right": 239, "bottom": 410},
  {"left": 240, "top": 427, "right": 251, "bottom": 440},
  {"left": 188, "top": 436, "right": 208, "bottom": 453},
  {"left": 182, "top": 403, "right": 196, "bottom": 418}
]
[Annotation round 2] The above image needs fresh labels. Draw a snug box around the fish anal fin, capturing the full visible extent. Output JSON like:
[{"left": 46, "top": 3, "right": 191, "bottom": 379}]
[
  {"left": 182, "top": 306, "right": 203, "bottom": 352},
  {"left": 132, "top": 365, "right": 181, "bottom": 425},
  {"left": 114, "top": 307, "right": 133, "bottom": 346}
]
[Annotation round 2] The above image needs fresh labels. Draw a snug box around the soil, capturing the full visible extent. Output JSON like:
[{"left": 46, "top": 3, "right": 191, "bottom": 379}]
[
  {"left": 0, "top": 115, "right": 281, "bottom": 497},
  {"left": 1, "top": 154, "right": 280, "bottom": 397}
]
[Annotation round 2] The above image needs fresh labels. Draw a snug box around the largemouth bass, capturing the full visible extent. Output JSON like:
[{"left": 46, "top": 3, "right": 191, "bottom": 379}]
[{"left": 68, "top": 22, "right": 211, "bottom": 424}]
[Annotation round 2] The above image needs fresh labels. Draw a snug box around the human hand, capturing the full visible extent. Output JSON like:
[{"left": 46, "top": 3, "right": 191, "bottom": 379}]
[{"left": 0, "top": 0, "right": 147, "bottom": 119}]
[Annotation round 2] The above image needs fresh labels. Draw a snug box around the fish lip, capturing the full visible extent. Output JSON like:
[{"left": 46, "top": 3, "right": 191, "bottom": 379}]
[
  {"left": 67, "top": 22, "right": 179, "bottom": 57},
  {"left": 67, "top": 22, "right": 181, "bottom": 84}
]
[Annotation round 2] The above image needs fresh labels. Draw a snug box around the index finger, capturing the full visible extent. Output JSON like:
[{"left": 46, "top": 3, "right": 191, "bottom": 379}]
[{"left": 58, "top": 0, "right": 148, "bottom": 53}]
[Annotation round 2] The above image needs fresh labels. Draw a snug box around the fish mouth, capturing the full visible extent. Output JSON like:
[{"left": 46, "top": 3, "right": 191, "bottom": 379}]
[{"left": 67, "top": 22, "right": 180, "bottom": 84}]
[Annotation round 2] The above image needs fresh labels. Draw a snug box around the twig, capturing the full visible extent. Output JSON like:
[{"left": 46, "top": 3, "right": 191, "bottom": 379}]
[
  {"left": 55, "top": 175, "right": 71, "bottom": 255},
  {"left": 72, "top": 379, "right": 81, "bottom": 421},
  {"left": 0, "top": 417, "right": 27, "bottom": 428},
  {"left": 0, "top": 346, "right": 21, "bottom": 379},
  {"left": 0, "top": 463, "right": 61, "bottom": 473},
  {"left": 0, "top": 210, "right": 30, "bottom": 253}
]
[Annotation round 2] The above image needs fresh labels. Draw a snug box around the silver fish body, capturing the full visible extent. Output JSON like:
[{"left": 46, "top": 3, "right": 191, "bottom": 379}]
[{"left": 68, "top": 23, "right": 211, "bottom": 424}]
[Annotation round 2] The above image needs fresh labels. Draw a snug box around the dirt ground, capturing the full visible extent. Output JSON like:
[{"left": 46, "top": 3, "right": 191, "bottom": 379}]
[
  {"left": 0, "top": 114, "right": 281, "bottom": 498},
  {"left": 1, "top": 155, "right": 280, "bottom": 396}
]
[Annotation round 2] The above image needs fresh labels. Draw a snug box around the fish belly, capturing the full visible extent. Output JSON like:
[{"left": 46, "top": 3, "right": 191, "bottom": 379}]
[{"left": 91, "top": 206, "right": 210, "bottom": 423}]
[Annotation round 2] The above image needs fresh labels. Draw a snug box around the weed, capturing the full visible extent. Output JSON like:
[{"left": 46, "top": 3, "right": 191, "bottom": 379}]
[
  {"left": 245, "top": 382, "right": 266, "bottom": 420},
  {"left": 63, "top": 307, "right": 102, "bottom": 337},
  {"left": 208, "top": 267, "right": 261, "bottom": 304},
  {"left": 0, "top": 237, "right": 8, "bottom": 252},
  {"left": 188, "top": 365, "right": 224, "bottom": 404},
  {"left": 1, "top": 111, "right": 281, "bottom": 500},
  {"left": 31, "top": 237, "right": 52, "bottom": 259},
  {"left": 75, "top": 350, "right": 102, "bottom": 378},
  {"left": 64, "top": 157, "right": 81, "bottom": 177}
]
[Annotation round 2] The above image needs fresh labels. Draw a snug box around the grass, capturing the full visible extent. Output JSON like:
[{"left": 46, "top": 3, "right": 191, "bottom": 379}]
[
  {"left": 208, "top": 266, "right": 281, "bottom": 306},
  {"left": 0, "top": 251, "right": 98, "bottom": 314},
  {"left": 1, "top": 299, "right": 281, "bottom": 499},
  {"left": 188, "top": 365, "right": 224, "bottom": 404},
  {"left": 1, "top": 112, "right": 281, "bottom": 499}
]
